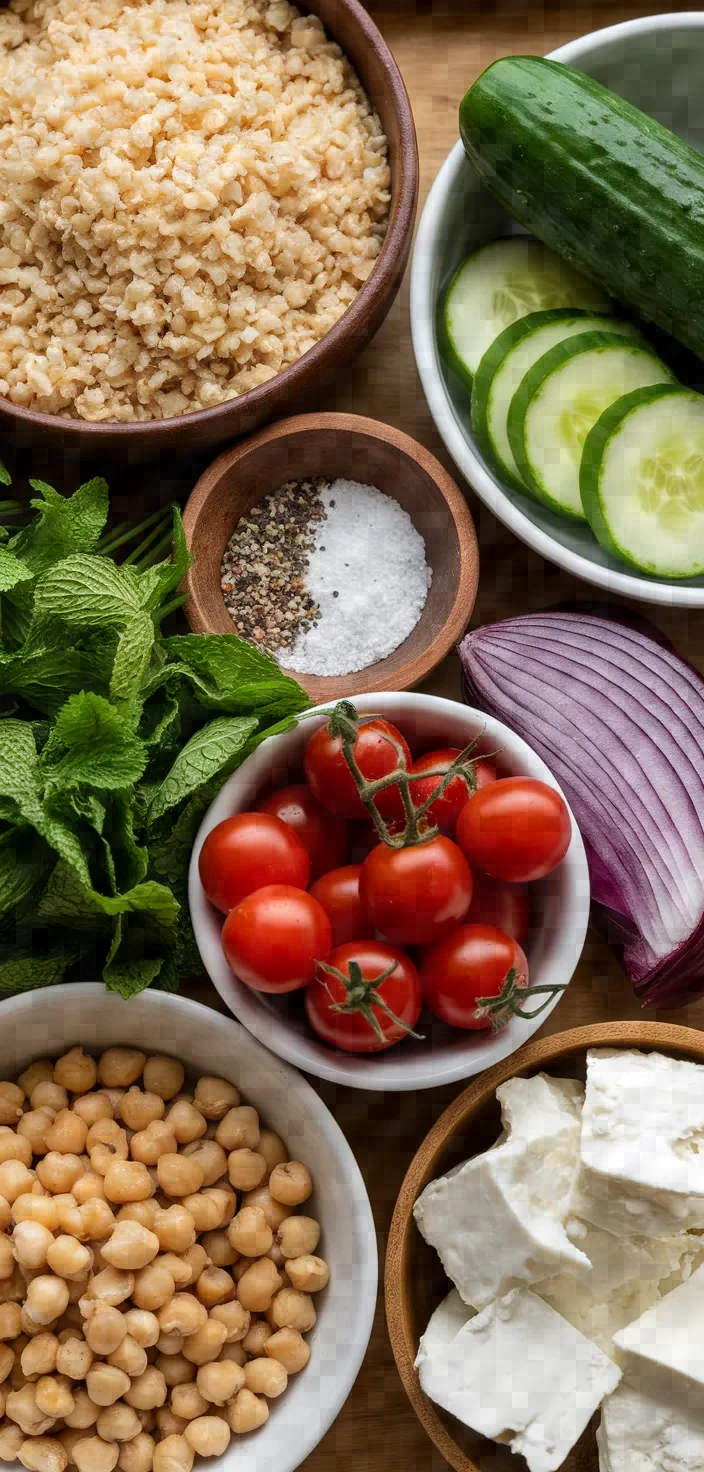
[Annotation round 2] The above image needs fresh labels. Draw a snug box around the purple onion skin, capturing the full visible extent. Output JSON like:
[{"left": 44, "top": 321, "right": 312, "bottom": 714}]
[{"left": 460, "top": 613, "right": 704, "bottom": 1008}]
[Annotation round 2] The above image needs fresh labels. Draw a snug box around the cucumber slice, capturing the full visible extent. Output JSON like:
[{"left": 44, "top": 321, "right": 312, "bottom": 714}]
[
  {"left": 441, "top": 238, "right": 611, "bottom": 389},
  {"left": 507, "top": 332, "right": 676, "bottom": 522},
  {"left": 471, "top": 309, "right": 639, "bottom": 492},
  {"left": 581, "top": 384, "right": 704, "bottom": 578}
]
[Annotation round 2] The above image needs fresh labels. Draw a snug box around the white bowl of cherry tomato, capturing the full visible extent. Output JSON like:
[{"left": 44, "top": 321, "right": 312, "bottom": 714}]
[{"left": 188, "top": 693, "right": 590, "bottom": 1091}]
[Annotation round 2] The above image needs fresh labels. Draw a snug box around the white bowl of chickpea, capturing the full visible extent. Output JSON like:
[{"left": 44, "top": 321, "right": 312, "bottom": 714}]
[{"left": 0, "top": 984, "right": 377, "bottom": 1472}]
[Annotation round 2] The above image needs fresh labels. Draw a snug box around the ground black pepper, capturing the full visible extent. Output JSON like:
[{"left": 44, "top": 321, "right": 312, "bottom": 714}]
[{"left": 220, "top": 478, "right": 327, "bottom": 651}]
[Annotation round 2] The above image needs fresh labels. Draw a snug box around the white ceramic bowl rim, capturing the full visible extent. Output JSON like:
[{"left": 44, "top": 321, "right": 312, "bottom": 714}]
[
  {"left": 188, "top": 692, "right": 590, "bottom": 1092},
  {"left": 411, "top": 12, "right": 704, "bottom": 607},
  {"left": 0, "top": 984, "right": 378, "bottom": 1472}
]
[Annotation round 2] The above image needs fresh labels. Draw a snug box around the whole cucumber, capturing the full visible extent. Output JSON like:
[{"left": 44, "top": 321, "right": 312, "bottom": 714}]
[{"left": 459, "top": 56, "right": 704, "bottom": 359}]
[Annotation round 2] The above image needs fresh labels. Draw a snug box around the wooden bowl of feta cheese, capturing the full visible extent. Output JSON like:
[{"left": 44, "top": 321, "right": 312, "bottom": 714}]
[{"left": 386, "top": 1020, "right": 704, "bottom": 1472}]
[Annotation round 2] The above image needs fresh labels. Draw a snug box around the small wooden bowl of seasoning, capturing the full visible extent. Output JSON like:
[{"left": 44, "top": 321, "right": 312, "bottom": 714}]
[{"left": 181, "top": 412, "right": 479, "bottom": 702}]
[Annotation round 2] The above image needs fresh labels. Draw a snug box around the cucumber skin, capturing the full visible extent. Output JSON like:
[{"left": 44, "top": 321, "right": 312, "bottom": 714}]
[
  {"left": 506, "top": 330, "right": 669, "bottom": 522},
  {"left": 471, "top": 308, "right": 617, "bottom": 496},
  {"left": 579, "top": 383, "right": 704, "bottom": 576},
  {"left": 459, "top": 56, "right": 704, "bottom": 362}
]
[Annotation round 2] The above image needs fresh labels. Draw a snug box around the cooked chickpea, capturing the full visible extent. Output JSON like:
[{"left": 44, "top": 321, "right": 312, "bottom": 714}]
[
  {"left": 73, "top": 1437, "right": 119, "bottom": 1472},
  {"left": 178, "top": 1196, "right": 218, "bottom": 1235},
  {"left": 84, "top": 1306, "right": 127, "bottom": 1357},
  {"left": 0, "top": 1199, "right": 11, "bottom": 1233},
  {"left": 96, "top": 1403, "right": 142, "bottom": 1444},
  {"left": 181, "top": 1320, "right": 227, "bottom": 1367},
  {"left": 35, "top": 1373, "right": 75, "bottom": 1418},
  {"left": 131, "top": 1263, "right": 174, "bottom": 1314},
  {"left": 118, "top": 1092, "right": 164, "bottom": 1135},
  {"left": 268, "top": 1161, "right": 312, "bottom": 1208},
  {"left": 103, "top": 1163, "right": 152, "bottom": 1206},
  {"left": 207, "top": 1299, "right": 249, "bottom": 1344},
  {"left": 18, "top": 1435, "right": 68, "bottom": 1472},
  {"left": 129, "top": 1126, "right": 177, "bottom": 1170},
  {"left": 157, "top": 1296, "right": 206, "bottom": 1340},
  {"left": 106, "top": 1336, "right": 147, "bottom": 1381},
  {"left": 63, "top": 1385, "right": 99, "bottom": 1430},
  {"left": 236, "top": 1258, "right": 281, "bottom": 1315},
  {"left": 0, "top": 1303, "right": 22, "bottom": 1339},
  {"left": 7, "top": 1382, "right": 57, "bottom": 1434},
  {"left": 0, "top": 1423, "right": 26, "bottom": 1459},
  {"left": 180, "top": 1143, "right": 226, "bottom": 1192},
  {"left": 268, "top": 1287, "right": 316, "bottom": 1333},
  {"left": 152, "top": 1434, "right": 193, "bottom": 1472},
  {"left": 242, "top": 1320, "right": 272, "bottom": 1357},
  {"left": 201, "top": 1189, "right": 235, "bottom": 1228},
  {"left": 83, "top": 1267, "right": 134, "bottom": 1307},
  {"left": 154, "top": 1409, "right": 187, "bottom": 1440},
  {"left": 226, "top": 1150, "right": 266, "bottom": 1193},
  {"left": 97, "top": 1052, "right": 146, "bottom": 1091},
  {"left": 0, "top": 1089, "right": 24, "bottom": 1130},
  {"left": 36, "top": 1156, "right": 84, "bottom": 1197},
  {"left": 179, "top": 1248, "right": 208, "bottom": 1289},
  {"left": 154, "top": 1355, "right": 193, "bottom": 1390},
  {"left": 163, "top": 1105, "right": 205, "bottom": 1150},
  {"left": 243, "top": 1357, "right": 287, "bottom": 1399},
  {"left": 52, "top": 1196, "right": 84, "bottom": 1240},
  {"left": 155, "top": 1158, "right": 203, "bottom": 1201},
  {"left": 121, "top": 1311, "right": 158, "bottom": 1350},
  {"left": 30, "top": 1085, "right": 67, "bottom": 1117},
  {"left": 72, "top": 1174, "right": 105, "bottom": 1206},
  {"left": 0, "top": 1233, "right": 14, "bottom": 1283},
  {"left": 13, "top": 1197, "right": 59, "bottom": 1233},
  {"left": 227, "top": 1206, "right": 272, "bottom": 1260},
  {"left": 256, "top": 1130, "right": 288, "bottom": 1181},
  {"left": 46, "top": 1239, "right": 92, "bottom": 1282},
  {"left": 44, "top": 1114, "right": 88, "bottom": 1159},
  {"left": 277, "top": 1216, "right": 320, "bottom": 1260},
  {"left": 72, "top": 1095, "right": 113, "bottom": 1129},
  {"left": 214, "top": 1108, "right": 259, "bottom": 1154},
  {"left": 219, "top": 1341, "right": 248, "bottom": 1369},
  {"left": 152, "top": 1208, "right": 195, "bottom": 1256},
  {"left": 192, "top": 1079, "right": 238, "bottom": 1122},
  {"left": 55, "top": 1336, "right": 92, "bottom": 1381},
  {"left": 26, "top": 1277, "right": 70, "bottom": 1327},
  {"left": 170, "top": 1384, "right": 208, "bottom": 1422},
  {"left": 21, "top": 1332, "right": 59, "bottom": 1377},
  {"left": 0, "top": 1164, "right": 35, "bottom": 1206},
  {"left": 241, "top": 1187, "right": 292, "bottom": 1233},
  {"left": 17, "top": 1113, "right": 54, "bottom": 1159},
  {"left": 87, "top": 1122, "right": 129, "bottom": 1179},
  {"left": 123, "top": 1367, "right": 167, "bottom": 1413},
  {"left": 200, "top": 1231, "right": 236, "bottom": 1269},
  {"left": 285, "top": 1254, "right": 329, "bottom": 1294},
  {"left": 53, "top": 1051, "right": 97, "bottom": 1097},
  {"left": 117, "top": 1432, "right": 155, "bottom": 1472},
  {"left": 86, "top": 1365, "right": 131, "bottom": 1409},
  {"left": 183, "top": 1416, "right": 230, "bottom": 1458},
  {"left": 101, "top": 1223, "right": 159, "bottom": 1274},
  {"left": 197, "top": 1360, "right": 244, "bottom": 1406},
  {"left": 142, "top": 1061, "right": 183, "bottom": 1105},
  {"left": 18, "top": 1063, "right": 53, "bottom": 1099},
  {"left": 194, "top": 1268, "right": 232, "bottom": 1309},
  {"left": 226, "top": 1388, "right": 268, "bottom": 1434},
  {"left": 0, "top": 1135, "right": 32, "bottom": 1170},
  {"left": 77, "top": 1201, "right": 115, "bottom": 1243}
]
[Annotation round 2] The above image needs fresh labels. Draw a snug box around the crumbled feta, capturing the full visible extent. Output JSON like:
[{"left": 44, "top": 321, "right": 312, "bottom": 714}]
[
  {"left": 418, "top": 1287, "right": 621, "bottom": 1472},
  {"left": 598, "top": 1373, "right": 704, "bottom": 1472},
  {"left": 413, "top": 1074, "right": 590, "bottom": 1307},
  {"left": 577, "top": 1050, "right": 704, "bottom": 1236},
  {"left": 613, "top": 1261, "right": 704, "bottom": 1385}
]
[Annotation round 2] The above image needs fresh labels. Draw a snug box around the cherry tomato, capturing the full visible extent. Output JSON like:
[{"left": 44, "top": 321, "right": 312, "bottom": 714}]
[
  {"left": 306, "top": 940, "right": 422, "bottom": 1053},
  {"left": 466, "top": 872, "right": 530, "bottom": 944},
  {"left": 360, "top": 835, "right": 473, "bottom": 947},
  {"left": 257, "top": 784, "right": 347, "bottom": 880},
  {"left": 408, "top": 749, "right": 498, "bottom": 834},
  {"left": 304, "top": 717, "right": 411, "bottom": 821},
  {"left": 222, "top": 885, "right": 332, "bottom": 994},
  {"left": 309, "top": 865, "right": 369, "bottom": 948},
  {"left": 199, "top": 813, "right": 310, "bottom": 914},
  {"left": 456, "top": 777, "right": 571, "bottom": 883},
  {"left": 421, "top": 924, "right": 529, "bottom": 1030}
]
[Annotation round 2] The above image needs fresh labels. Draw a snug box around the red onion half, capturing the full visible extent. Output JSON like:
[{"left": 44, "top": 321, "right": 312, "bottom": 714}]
[{"left": 460, "top": 612, "right": 704, "bottom": 1007}]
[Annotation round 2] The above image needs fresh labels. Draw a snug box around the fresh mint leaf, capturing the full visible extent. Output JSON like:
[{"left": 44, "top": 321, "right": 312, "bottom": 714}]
[
  {"left": 159, "top": 634, "right": 309, "bottom": 718},
  {"left": 109, "top": 612, "right": 155, "bottom": 705},
  {"left": 0, "top": 463, "right": 11, "bottom": 487},
  {"left": 136, "top": 508, "right": 192, "bottom": 614},
  {"left": 0, "top": 642, "right": 110, "bottom": 716},
  {"left": 0, "top": 831, "right": 54, "bottom": 925},
  {"left": 38, "top": 859, "right": 178, "bottom": 931},
  {"left": 147, "top": 715, "right": 258, "bottom": 826},
  {"left": 109, "top": 790, "right": 148, "bottom": 892},
  {"left": 41, "top": 693, "right": 147, "bottom": 791},
  {"left": 0, "top": 721, "right": 44, "bottom": 828},
  {"left": 0, "top": 546, "right": 33, "bottom": 594},
  {"left": 0, "top": 946, "right": 79, "bottom": 994},
  {"left": 103, "top": 912, "right": 175, "bottom": 999},
  {"left": 32, "top": 556, "right": 142, "bottom": 630},
  {"left": 9, "top": 479, "right": 109, "bottom": 575}
]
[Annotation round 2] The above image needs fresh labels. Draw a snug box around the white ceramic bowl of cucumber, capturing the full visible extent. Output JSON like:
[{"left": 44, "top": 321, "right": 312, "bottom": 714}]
[{"left": 411, "top": 13, "right": 704, "bottom": 604}]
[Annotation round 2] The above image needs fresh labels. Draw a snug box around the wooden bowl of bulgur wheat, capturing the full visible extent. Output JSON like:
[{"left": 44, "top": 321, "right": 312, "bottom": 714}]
[{"left": 0, "top": 0, "right": 417, "bottom": 456}]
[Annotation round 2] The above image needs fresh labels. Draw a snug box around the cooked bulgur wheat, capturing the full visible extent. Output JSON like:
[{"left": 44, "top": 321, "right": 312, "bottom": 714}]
[{"left": 0, "top": 0, "right": 390, "bottom": 421}]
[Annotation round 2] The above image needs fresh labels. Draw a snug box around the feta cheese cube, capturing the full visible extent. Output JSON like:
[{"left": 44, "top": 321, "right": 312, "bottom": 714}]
[
  {"left": 414, "top": 1074, "right": 590, "bottom": 1307},
  {"left": 418, "top": 1287, "right": 621, "bottom": 1472},
  {"left": 415, "top": 1290, "right": 473, "bottom": 1369},
  {"left": 578, "top": 1050, "right": 704, "bottom": 1237},
  {"left": 598, "top": 1372, "right": 704, "bottom": 1472},
  {"left": 613, "top": 1261, "right": 704, "bottom": 1385}
]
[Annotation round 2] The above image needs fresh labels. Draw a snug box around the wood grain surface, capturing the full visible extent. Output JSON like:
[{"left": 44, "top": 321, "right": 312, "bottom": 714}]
[{"left": 183, "top": 3, "right": 704, "bottom": 1468}]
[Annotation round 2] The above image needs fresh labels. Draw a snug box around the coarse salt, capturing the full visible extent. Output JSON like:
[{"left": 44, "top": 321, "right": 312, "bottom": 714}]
[{"left": 285, "top": 479, "right": 432, "bottom": 677}]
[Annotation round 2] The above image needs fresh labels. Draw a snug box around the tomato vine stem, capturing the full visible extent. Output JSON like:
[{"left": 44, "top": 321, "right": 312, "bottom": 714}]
[
  {"left": 477, "top": 968, "right": 569, "bottom": 1031},
  {"left": 317, "top": 956, "right": 424, "bottom": 1045}
]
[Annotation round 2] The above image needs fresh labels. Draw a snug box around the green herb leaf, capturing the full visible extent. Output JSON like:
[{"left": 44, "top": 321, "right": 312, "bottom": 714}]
[
  {"left": 136, "top": 508, "right": 192, "bottom": 613},
  {"left": 109, "top": 612, "right": 155, "bottom": 704},
  {"left": 0, "top": 946, "right": 79, "bottom": 995},
  {"left": 159, "top": 634, "right": 309, "bottom": 718},
  {"left": 38, "top": 858, "right": 178, "bottom": 930},
  {"left": 40, "top": 692, "right": 147, "bottom": 791},
  {"left": 0, "top": 463, "right": 11, "bottom": 488},
  {"left": 0, "top": 546, "right": 33, "bottom": 594},
  {"left": 0, "top": 830, "right": 54, "bottom": 926},
  {"left": 0, "top": 720, "right": 44, "bottom": 828},
  {"left": 32, "top": 556, "right": 142, "bottom": 630},
  {"left": 9, "top": 479, "right": 109, "bottom": 576},
  {"left": 147, "top": 714, "right": 258, "bottom": 825}
]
